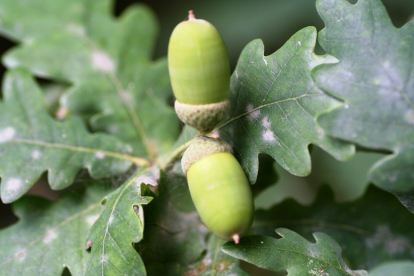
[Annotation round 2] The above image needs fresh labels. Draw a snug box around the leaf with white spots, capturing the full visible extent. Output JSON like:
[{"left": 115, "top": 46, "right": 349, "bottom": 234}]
[
  {"left": 222, "top": 228, "right": 367, "bottom": 276},
  {"left": 0, "top": 0, "right": 180, "bottom": 160},
  {"left": 217, "top": 27, "right": 354, "bottom": 183},
  {"left": 312, "top": 0, "right": 414, "bottom": 212},
  {"left": 0, "top": 182, "right": 112, "bottom": 276},
  {"left": 85, "top": 167, "right": 158, "bottom": 276},
  {"left": 253, "top": 185, "right": 414, "bottom": 271},
  {"left": 0, "top": 69, "right": 143, "bottom": 203}
]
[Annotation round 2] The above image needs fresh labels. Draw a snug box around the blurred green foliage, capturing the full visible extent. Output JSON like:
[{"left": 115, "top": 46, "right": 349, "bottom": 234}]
[{"left": 116, "top": 0, "right": 414, "bottom": 69}]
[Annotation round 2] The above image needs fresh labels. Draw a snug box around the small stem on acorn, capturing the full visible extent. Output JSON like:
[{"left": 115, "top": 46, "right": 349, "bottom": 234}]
[
  {"left": 232, "top": 234, "right": 240, "bottom": 244},
  {"left": 160, "top": 138, "right": 194, "bottom": 169},
  {"left": 188, "top": 10, "right": 196, "bottom": 21}
]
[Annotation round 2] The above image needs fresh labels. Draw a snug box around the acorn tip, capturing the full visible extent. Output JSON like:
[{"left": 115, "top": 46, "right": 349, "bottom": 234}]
[
  {"left": 188, "top": 10, "right": 196, "bottom": 20},
  {"left": 232, "top": 234, "right": 240, "bottom": 244}
]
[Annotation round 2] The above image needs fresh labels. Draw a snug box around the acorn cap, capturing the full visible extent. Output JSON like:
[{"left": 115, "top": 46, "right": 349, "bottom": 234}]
[
  {"left": 181, "top": 136, "right": 233, "bottom": 175},
  {"left": 175, "top": 100, "right": 230, "bottom": 133}
]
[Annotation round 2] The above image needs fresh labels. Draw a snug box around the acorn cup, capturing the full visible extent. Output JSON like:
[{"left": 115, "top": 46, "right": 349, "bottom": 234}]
[
  {"left": 182, "top": 136, "right": 254, "bottom": 243},
  {"left": 168, "top": 10, "right": 231, "bottom": 133}
]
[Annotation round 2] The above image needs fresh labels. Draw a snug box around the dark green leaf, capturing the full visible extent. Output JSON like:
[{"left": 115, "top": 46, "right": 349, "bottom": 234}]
[
  {"left": 368, "top": 261, "right": 414, "bottom": 276},
  {"left": 222, "top": 228, "right": 367, "bottom": 275},
  {"left": 0, "top": 69, "right": 140, "bottom": 203},
  {"left": 146, "top": 235, "right": 248, "bottom": 276},
  {"left": 312, "top": 0, "right": 414, "bottom": 210},
  {"left": 217, "top": 27, "right": 354, "bottom": 183},
  {"left": 85, "top": 168, "right": 157, "bottom": 276},
  {"left": 392, "top": 190, "right": 414, "bottom": 213},
  {"left": 184, "top": 235, "right": 248, "bottom": 276},
  {"left": 1, "top": 1, "right": 179, "bottom": 160},
  {"left": 138, "top": 169, "right": 207, "bottom": 267},
  {"left": 251, "top": 154, "right": 279, "bottom": 198},
  {"left": 253, "top": 185, "right": 414, "bottom": 270},
  {"left": 0, "top": 182, "right": 111, "bottom": 276},
  {"left": 371, "top": 149, "right": 414, "bottom": 212}
]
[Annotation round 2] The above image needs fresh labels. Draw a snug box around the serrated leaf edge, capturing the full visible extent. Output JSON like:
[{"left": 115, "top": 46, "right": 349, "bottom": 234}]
[{"left": 84, "top": 168, "right": 156, "bottom": 274}]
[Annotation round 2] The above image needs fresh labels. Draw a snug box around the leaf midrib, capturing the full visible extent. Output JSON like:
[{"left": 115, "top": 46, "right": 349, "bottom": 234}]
[
  {"left": 67, "top": 25, "right": 157, "bottom": 161},
  {"left": 216, "top": 93, "right": 323, "bottom": 130},
  {"left": 8, "top": 137, "right": 148, "bottom": 166},
  {"left": 86, "top": 170, "right": 148, "bottom": 276},
  {"left": 234, "top": 243, "right": 352, "bottom": 275}
]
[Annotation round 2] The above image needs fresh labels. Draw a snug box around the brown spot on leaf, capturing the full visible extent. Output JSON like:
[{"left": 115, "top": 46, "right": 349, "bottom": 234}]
[
  {"left": 214, "top": 260, "right": 231, "bottom": 273},
  {"left": 184, "top": 259, "right": 209, "bottom": 276}
]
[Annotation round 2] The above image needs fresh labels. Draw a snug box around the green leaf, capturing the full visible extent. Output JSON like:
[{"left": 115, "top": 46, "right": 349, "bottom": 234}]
[
  {"left": 0, "top": 69, "right": 141, "bottom": 203},
  {"left": 0, "top": 0, "right": 108, "bottom": 42},
  {"left": 138, "top": 169, "right": 207, "bottom": 267},
  {"left": 1, "top": 1, "right": 179, "bottom": 160},
  {"left": 0, "top": 182, "right": 111, "bottom": 276},
  {"left": 312, "top": 0, "right": 414, "bottom": 210},
  {"left": 371, "top": 150, "right": 414, "bottom": 212},
  {"left": 222, "top": 228, "right": 367, "bottom": 275},
  {"left": 253, "top": 185, "right": 414, "bottom": 270},
  {"left": 146, "top": 235, "right": 248, "bottom": 276},
  {"left": 251, "top": 154, "right": 279, "bottom": 198},
  {"left": 42, "top": 83, "right": 68, "bottom": 117},
  {"left": 85, "top": 168, "right": 157, "bottom": 276},
  {"left": 368, "top": 261, "right": 414, "bottom": 276},
  {"left": 217, "top": 27, "right": 354, "bottom": 183},
  {"left": 393, "top": 190, "right": 414, "bottom": 213},
  {"left": 189, "top": 235, "right": 248, "bottom": 276},
  {"left": 255, "top": 147, "right": 385, "bottom": 209}
]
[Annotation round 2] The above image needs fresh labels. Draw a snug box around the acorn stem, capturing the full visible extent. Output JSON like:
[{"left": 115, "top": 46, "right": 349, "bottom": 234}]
[
  {"left": 159, "top": 138, "right": 194, "bottom": 169},
  {"left": 188, "top": 10, "right": 196, "bottom": 21},
  {"left": 232, "top": 234, "right": 240, "bottom": 244}
]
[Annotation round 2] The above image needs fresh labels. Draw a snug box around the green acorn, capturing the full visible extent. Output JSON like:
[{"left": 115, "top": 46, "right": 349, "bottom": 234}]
[
  {"left": 168, "top": 11, "right": 231, "bottom": 133},
  {"left": 182, "top": 136, "right": 254, "bottom": 243}
]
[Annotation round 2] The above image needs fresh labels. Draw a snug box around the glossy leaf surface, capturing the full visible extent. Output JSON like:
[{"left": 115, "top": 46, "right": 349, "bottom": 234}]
[
  {"left": 223, "top": 228, "right": 367, "bottom": 275},
  {"left": 218, "top": 27, "right": 354, "bottom": 183}
]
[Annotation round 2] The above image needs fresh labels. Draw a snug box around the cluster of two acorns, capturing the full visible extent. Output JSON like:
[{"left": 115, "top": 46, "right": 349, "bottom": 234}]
[{"left": 168, "top": 11, "right": 253, "bottom": 243}]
